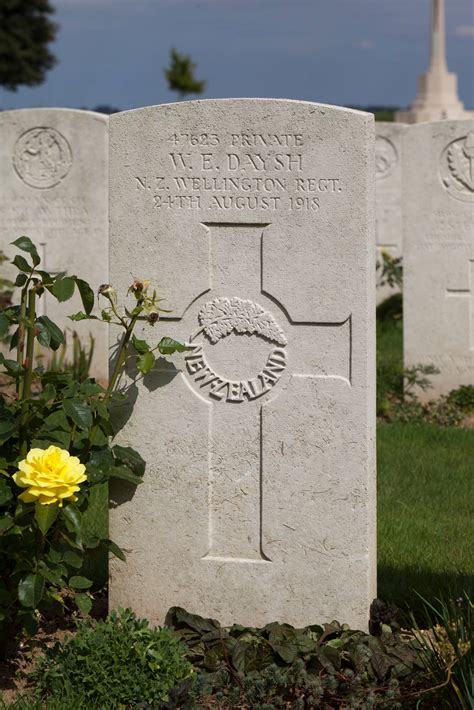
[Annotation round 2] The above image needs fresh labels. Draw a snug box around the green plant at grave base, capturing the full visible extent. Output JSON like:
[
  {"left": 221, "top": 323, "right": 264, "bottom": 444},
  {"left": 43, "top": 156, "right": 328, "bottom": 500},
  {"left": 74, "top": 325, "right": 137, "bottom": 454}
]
[
  {"left": 410, "top": 594, "right": 473, "bottom": 710},
  {"left": 377, "top": 251, "right": 403, "bottom": 290},
  {"left": 0, "top": 699, "right": 72, "bottom": 709},
  {"left": 32, "top": 608, "right": 192, "bottom": 708},
  {"left": 160, "top": 606, "right": 452, "bottom": 708},
  {"left": 388, "top": 364, "right": 465, "bottom": 427},
  {"left": 446, "top": 385, "right": 474, "bottom": 415},
  {"left": 0, "top": 237, "right": 190, "bottom": 657}
]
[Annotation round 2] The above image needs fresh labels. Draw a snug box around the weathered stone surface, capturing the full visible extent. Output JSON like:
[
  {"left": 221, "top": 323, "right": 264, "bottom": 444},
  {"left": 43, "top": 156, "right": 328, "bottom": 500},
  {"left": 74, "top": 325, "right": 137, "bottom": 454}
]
[
  {"left": 109, "top": 99, "right": 376, "bottom": 630},
  {"left": 0, "top": 109, "right": 108, "bottom": 381},
  {"left": 375, "top": 122, "right": 406, "bottom": 304},
  {"left": 403, "top": 120, "right": 474, "bottom": 397}
]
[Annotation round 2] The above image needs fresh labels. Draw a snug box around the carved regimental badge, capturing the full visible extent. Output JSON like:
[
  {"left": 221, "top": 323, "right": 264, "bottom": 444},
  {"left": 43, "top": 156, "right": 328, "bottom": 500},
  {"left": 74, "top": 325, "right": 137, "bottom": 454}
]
[
  {"left": 440, "top": 132, "right": 474, "bottom": 203},
  {"left": 375, "top": 136, "right": 398, "bottom": 180},
  {"left": 13, "top": 127, "right": 72, "bottom": 189},
  {"left": 185, "top": 296, "right": 288, "bottom": 403}
]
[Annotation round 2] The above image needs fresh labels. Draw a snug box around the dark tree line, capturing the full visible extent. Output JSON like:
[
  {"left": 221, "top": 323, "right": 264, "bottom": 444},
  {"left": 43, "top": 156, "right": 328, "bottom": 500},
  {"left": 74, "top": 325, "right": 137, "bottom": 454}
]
[{"left": 0, "top": 0, "right": 57, "bottom": 91}]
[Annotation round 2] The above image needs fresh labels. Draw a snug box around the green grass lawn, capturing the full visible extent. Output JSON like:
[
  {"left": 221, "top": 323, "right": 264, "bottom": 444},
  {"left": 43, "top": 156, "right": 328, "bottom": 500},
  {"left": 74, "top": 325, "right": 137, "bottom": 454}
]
[
  {"left": 376, "top": 295, "right": 474, "bottom": 616},
  {"left": 377, "top": 421, "right": 474, "bottom": 613}
]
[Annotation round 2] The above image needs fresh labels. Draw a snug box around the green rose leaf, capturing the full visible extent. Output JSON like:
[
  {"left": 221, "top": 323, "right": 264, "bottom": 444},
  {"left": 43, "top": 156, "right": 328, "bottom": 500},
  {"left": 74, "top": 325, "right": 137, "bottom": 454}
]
[
  {"left": 0, "top": 515, "right": 14, "bottom": 535},
  {"left": 35, "top": 320, "right": 51, "bottom": 347},
  {"left": 103, "top": 538, "right": 126, "bottom": 562},
  {"left": 89, "top": 448, "right": 114, "bottom": 471},
  {"left": 36, "top": 270, "right": 55, "bottom": 286},
  {"left": 52, "top": 276, "right": 75, "bottom": 303},
  {"left": 89, "top": 427, "right": 108, "bottom": 447},
  {"left": 112, "top": 445, "right": 146, "bottom": 476},
  {"left": 63, "top": 551, "right": 83, "bottom": 569},
  {"left": 8, "top": 328, "right": 19, "bottom": 352},
  {"left": 69, "top": 311, "right": 98, "bottom": 322},
  {"left": 11, "top": 237, "right": 40, "bottom": 265},
  {"left": 0, "top": 479, "right": 13, "bottom": 506},
  {"left": 79, "top": 381, "right": 104, "bottom": 397},
  {"left": 83, "top": 534, "right": 101, "bottom": 549},
  {"left": 74, "top": 278, "right": 95, "bottom": 315},
  {"left": 75, "top": 592, "right": 92, "bottom": 614},
  {"left": 32, "top": 430, "right": 71, "bottom": 449},
  {"left": 0, "top": 314, "right": 9, "bottom": 338},
  {"left": 0, "top": 420, "right": 15, "bottom": 444},
  {"left": 0, "top": 353, "right": 21, "bottom": 374},
  {"left": 137, "top": 351, "right": 155, "bottom": 375},
  {"left": 42, "top": 410, "right": 70, "bottom": 432},
  {"left": 14, "top": 272, "right": 28, "bottom": 287},
  {"left": 18, "top": 573, "right": 45, "bottom": 608},
  {"left": 60, "top": 531, "right": 83, "bottom": 552},
  {"left": 63, "top": 399, "right": 93, "bottom": 430},
  {"left": 157, "top": 337, "right": 191, "bottom": 355},
  {"left": 109, "top": 465, "right": 143, "bottom": 485},
  {"left": 36, "top": 315, "right": 65, "bottom": 351},
  {"left": 131, "top": 335, "right": 150, "bottom": 354},
  {"left": 46, "top": 548, "right": 63, "bottom": 564},
  {"left": 37, "top": 561, "right": 65, "bottom": 586},
  {"left": 69, "top": 575, "right": 93, "bottom": 590},
  {"left": 62, "top": 505, "right": 82, "bottom": 534},
  {"left": 35, "top": 502, "right": 59, "bottom": 535},
  {"left": 12, "top": 255, "right": 31, "bottom": 273}
]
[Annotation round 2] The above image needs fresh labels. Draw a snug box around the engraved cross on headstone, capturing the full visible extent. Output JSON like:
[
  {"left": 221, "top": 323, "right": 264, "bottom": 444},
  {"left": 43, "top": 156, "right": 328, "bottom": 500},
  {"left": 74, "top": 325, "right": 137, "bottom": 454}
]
[
  {"left": 164, "top": 223, "right": 352, "bottom": 563},
  {"left": 446, "top": 259, "right": 474, "bottom": 349}
]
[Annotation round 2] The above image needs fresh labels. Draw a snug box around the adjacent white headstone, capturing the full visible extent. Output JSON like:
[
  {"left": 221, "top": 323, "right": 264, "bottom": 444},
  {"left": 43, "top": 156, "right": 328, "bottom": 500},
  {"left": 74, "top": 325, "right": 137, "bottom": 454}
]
[
  {"left": 375, "top": 123, "right": 406, "bottom": 304},
  {"left": 109, "top": 99, "right": 376, "bottom": 630},
  {"left": 0, "top": 109, "right": 108, "bottom": 381},
  {"left": 404, "top": 120, "right": 474, "bottom": 397}
]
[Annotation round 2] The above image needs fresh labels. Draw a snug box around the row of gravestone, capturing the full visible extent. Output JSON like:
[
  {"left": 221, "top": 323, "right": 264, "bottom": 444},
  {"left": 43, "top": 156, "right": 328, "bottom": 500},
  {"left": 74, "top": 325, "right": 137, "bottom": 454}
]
[
  {"left": 376, "top": 120, "right": 474, "bottom": 398},
  {"left": 0, "top": 102, "right": 472, "bottom": 630}
]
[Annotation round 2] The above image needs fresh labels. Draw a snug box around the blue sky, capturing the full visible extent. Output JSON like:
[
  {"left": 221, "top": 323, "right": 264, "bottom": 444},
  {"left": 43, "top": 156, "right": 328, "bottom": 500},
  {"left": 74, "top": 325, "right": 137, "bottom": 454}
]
[{"left": 2, "top": 0, "right": 474, "bottom": 111}]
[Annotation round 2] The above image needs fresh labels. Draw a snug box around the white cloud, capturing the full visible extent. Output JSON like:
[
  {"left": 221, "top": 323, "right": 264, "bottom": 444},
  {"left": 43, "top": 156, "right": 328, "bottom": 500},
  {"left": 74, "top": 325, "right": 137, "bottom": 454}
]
[
  {"left": 354, "top": 40, "right": 376, "bottom": 50},
  {"left": 455, "top": 25, "right": 474, "bottom": 37}
]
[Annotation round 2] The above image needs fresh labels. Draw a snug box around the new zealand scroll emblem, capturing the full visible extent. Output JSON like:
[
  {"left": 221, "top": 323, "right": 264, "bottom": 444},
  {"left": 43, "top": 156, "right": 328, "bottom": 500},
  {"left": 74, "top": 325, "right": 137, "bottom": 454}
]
[
  {"left": 185, "top": 297, "right": 288, "bottom": 403},
  {"left": 440, "top": 132, "right": 474, "bottom": 203},
  {"left": 13, "top": 127, "right": 73, "bottom": 189}
]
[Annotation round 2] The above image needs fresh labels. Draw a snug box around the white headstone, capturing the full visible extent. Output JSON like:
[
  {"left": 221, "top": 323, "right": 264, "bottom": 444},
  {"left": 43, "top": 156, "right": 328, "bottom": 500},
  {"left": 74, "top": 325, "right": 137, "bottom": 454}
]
[
  {"left": 375, "top": 123, "right": 406, "bottom": 304},
  {"left": 0, "top": 109, "right": 108, "bottom": 381},
  {"left": 109, "top": 99, "right": 376, "bottom": 630},
  {"left": 404, "top": 120, "right": 474, "bottom": 397}
]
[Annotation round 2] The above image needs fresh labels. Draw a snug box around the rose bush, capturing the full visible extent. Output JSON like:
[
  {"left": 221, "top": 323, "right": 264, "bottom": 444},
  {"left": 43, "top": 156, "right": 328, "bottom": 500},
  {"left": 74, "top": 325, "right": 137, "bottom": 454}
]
[{"left": 0, "top": 237, "right": 189, "bottom": 657}]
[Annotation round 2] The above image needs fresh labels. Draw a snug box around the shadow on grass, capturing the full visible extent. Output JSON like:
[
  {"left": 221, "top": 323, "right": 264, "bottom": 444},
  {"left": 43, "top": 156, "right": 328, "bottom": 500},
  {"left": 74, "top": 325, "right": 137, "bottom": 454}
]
[{"left": 378, "top": 564, "right": 474, "bottom": 622}]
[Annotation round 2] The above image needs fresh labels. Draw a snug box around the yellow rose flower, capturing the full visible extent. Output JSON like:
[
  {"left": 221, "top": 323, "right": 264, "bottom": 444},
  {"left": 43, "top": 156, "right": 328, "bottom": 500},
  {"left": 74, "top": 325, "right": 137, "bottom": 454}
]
[{"left": 12, "top": 446, "right": 87, "bottom": 507}]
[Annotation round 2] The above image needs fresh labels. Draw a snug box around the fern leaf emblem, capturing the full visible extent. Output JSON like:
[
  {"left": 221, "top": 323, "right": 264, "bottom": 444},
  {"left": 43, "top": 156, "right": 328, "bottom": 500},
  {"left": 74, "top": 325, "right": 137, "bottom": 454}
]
[
  {"left": 198, "top": 297, "right": 287, "bottom": 346},
  {"left": 447, "top": 135, "right": 474, "bottom": 192}
]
